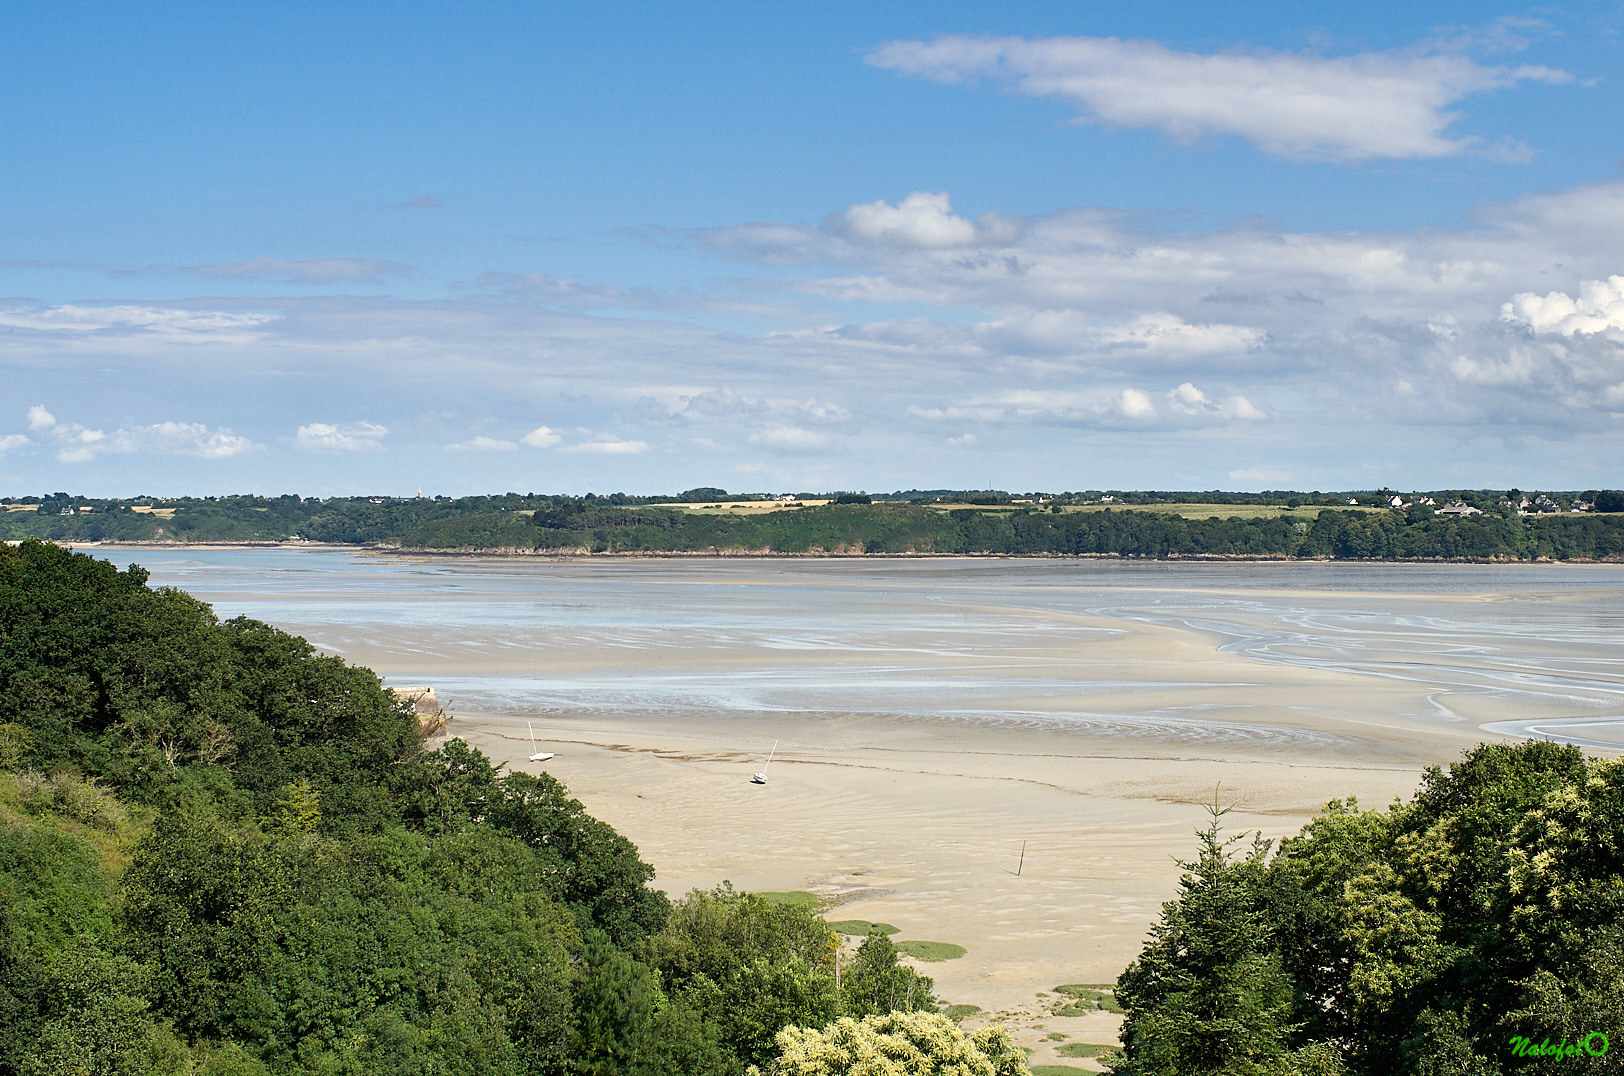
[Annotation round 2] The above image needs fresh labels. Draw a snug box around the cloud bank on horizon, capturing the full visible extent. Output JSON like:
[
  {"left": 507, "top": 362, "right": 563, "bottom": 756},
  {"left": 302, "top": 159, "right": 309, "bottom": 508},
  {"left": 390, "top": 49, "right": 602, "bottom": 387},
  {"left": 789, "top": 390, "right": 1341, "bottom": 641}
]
[{"left": 0, "top": 5, "right": 1620, "bottom": 495}]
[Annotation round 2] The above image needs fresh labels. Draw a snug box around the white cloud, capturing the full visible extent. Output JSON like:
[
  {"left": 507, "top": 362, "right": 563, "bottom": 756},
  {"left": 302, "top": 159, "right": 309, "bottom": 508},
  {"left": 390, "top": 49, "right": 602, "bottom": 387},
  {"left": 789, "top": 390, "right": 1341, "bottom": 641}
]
[
  {"left": 1099, "top": 314, "right": 1266, "bottom": 357},
  {"left": 841, "top": 191, "right": 1018, "bottom": 249},
  {"left": 1117, "top": 388, "right": 1156, "bottom": 418},
  {"left": 294, "top": 422, "right": 389, "bottom": 453},
  {"left": 1167, "top": 382, "right": 1267, "bottom": 421},
  {"left": 0, "top": 434, "right": 28, "bottom": 454},
  {"left": 564, "top": 438, "right": 649, "bottom": 455},
  {"left": 908, "top": 382, "right": 1264, "bottom": 432},
  {"left": 7, "top": 177, "right": 1624, "bottom": 487},
  {"left": 448, "top": 436, "right": 518, "bottom": 452},
  {"left": 520, "top": 425, "right": 563, "bottom": 448},
  {"left": 748, "top": 424, "right": 831, "bottom": 453},
  {"left": 867, "top": 34, "right": 1568, "bottom": 162},
  {"left": 50, "top": 421, "right": 257, "bottom": 463},
  {"left": 0, "top": 303, "right": 276, "bottom": 340},
  {"left": 1220, "top": 395, "right": 1267, "bottom": 421},
  {"left": 948, "top": 433, "right": 977, "bottom": 446},
  {"left": 26, "top": 405, "right": 55, "bottom": 431},
  {"left": 1503, "top": 275, "right": 1624, "bottom": 335},
  {"left": 651, "top": 387, "right": 852, "bottom": 425},
  {"left": 182, "top": 257, "right": 408, "bottom": 284},
  {"left": 1168, "top": 382, "right": 1209, "bottom": 413}
]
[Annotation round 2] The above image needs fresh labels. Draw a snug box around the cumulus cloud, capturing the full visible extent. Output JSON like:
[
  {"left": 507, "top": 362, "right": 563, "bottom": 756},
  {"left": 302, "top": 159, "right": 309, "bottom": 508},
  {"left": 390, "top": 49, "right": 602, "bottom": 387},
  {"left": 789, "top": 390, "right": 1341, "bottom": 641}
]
[
  {"left": 448, "top": 436, "right": 518, "bottom": 452},
  {"left": 520, "top": 426, "right": 563, "bottom": 448},
  {"left": 866, "top": 34, "right": 1568, "bottom": 162},
  {"left": 1503, "top": 275, "right": 1624, "bottom": 335},
  {"left": 7, "top": 177, "right": 1624, "bottom": 485},
  {"left": 840, "top": 191, "right": 1018, "bottom": 249},
  {"left": 1117, "top": 388, "right": 1156, "bottom": 418},
  {"left": 1167, "top": 382, "right": 1266, "bottom": 420},
  {"left": 27, "top": 405, "right": 55, "bottom": 431},
  {"left": 47, "top": 420, "right": 257, "bottom": 463},
  {"left": 294, "top": 422, "right": 389, "bottom": 453},
  {"left": 0, "top": 434, "right": 28, "bottom": 454},
  {"left": 182, "top": 257, "right": 408, "bottom": 284}
]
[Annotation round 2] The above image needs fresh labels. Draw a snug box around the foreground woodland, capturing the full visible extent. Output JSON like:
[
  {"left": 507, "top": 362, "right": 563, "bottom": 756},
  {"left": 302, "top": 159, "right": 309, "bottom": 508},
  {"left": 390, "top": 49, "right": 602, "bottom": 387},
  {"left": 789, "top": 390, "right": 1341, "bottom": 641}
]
[{"left": 0, "top": 541, "right": 947, "bottom": 1076}]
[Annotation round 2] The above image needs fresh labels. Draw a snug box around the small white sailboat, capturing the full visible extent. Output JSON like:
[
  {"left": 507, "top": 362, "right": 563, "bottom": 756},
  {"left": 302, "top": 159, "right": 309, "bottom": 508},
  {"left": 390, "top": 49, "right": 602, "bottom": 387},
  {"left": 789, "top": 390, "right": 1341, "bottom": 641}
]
[
  {"left": 751, "top": 739, "right": 778, "bottom": 785},
  {"left": 528, "top": 722, "right": 555, "bottom": 763}
]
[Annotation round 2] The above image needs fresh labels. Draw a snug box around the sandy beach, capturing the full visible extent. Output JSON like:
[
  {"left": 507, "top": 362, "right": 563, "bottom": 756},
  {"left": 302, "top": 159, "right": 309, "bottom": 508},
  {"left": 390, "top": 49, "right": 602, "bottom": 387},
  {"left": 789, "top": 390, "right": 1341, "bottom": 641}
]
[
  {"left": 96, "top": 549, "right": 1624, "bottom": 1069},
  {"left": 447, "top": 708, "right": 1435, "bottom": 1066}
]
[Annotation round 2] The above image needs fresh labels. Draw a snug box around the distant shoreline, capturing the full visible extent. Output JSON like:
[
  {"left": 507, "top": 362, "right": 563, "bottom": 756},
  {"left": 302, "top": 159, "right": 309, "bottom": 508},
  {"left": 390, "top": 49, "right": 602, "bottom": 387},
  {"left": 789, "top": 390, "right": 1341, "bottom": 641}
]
[{"left": 48, "top": 538, "right": 1624, "bottom": 565}]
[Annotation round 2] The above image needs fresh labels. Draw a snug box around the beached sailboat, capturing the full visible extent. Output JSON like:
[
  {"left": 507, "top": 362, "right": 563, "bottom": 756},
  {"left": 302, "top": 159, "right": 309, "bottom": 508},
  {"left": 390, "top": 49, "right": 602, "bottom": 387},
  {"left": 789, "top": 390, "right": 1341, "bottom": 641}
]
[
  {"left": 528, "top": 722, "right": 555, "bottom": 763},
  {"left": 752, "top": 739, "right": 777, "bottom": 784}
]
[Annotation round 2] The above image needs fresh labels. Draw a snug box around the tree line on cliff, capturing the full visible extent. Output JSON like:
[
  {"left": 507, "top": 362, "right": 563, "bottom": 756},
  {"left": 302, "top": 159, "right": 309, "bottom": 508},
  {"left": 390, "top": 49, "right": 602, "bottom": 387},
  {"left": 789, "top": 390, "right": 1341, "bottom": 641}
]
[
  {"left": 8, "top": 492, "right": 1624, "bottom": 561},
  {"left": 409, "top": 501, "right": 1624, "bottom": 560},
  {"left": 0, "top": 540, "right": 953, "bottom": 1076}
]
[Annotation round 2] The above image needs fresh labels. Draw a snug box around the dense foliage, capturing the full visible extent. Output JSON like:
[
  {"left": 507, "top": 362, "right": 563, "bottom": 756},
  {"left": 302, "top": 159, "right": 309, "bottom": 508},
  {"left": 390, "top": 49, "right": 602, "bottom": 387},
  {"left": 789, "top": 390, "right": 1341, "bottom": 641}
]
[
  {"left": 0, "top": 540, "right": 937, "bottom": 1075},
  {"left": 761, "top": 1011, "right": 1029, "bottom": 1076},
  {"left": 5, "top": 491, "right": 1623, "bottom": 560},
  {"left": 451, "top": 502, "right": 1624, "bottom": 561},
  {"left": 1112, "top": 741, "right": 1624, "bottom": 1075}
]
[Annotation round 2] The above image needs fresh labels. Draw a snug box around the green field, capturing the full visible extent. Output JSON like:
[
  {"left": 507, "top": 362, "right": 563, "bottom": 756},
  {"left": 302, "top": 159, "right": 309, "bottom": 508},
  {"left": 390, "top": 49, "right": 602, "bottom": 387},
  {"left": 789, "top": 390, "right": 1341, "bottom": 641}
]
[{"left": 1056, "top": 502, "right": 1369, "bottom": 520}]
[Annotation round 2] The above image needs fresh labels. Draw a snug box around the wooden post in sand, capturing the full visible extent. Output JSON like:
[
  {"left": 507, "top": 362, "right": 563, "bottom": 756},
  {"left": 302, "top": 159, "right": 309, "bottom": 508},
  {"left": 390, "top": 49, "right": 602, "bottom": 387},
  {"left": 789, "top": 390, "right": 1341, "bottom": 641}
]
[{"left": 1018, "top": 840, "right": 1026, "bottom": 876}]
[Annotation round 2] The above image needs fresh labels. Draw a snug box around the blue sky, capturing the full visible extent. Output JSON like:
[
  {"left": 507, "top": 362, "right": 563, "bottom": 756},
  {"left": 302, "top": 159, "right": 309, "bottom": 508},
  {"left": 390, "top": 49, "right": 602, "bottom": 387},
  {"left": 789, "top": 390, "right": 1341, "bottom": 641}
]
[{"left": 4, "top": 1, "right": 1624, "bottom": 495}]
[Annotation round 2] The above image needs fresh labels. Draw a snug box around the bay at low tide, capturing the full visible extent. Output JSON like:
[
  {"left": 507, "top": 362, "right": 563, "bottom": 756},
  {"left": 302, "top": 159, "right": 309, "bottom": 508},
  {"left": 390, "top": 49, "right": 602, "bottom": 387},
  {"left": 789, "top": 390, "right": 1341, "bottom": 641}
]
[
  {"left": 100, "top": 548, "right": 1624, "bottom": 753},
  {"left": 87, "top": 547, "right": 1624, "bottom": 1034}
]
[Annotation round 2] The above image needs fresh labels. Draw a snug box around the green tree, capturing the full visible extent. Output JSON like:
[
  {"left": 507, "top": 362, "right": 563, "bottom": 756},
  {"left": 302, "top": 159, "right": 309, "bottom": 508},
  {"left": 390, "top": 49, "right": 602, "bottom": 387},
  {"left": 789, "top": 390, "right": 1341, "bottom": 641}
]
[
  {"left": 840, "top": 932, "right": 935, "bottom": 1018},
  {"left": 1114, "top": 796, "right": 1296, "bottom": 1076},
  {"left": 19, "top": 946, "right": 175, "bottom": 1076},
  {"left": 645, "top": 886, "right": 841, "bottom": 1070}
]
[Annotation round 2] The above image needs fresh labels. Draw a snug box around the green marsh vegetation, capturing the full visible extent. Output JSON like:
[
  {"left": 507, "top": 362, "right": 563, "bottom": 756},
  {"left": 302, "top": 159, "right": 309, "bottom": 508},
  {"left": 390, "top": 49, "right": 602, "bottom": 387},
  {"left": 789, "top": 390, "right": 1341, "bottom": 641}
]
[
  {"left": 1052, "top": 985, "right": 1123, "bottom": 1015},
  {"left": 754, "top": 890, "right": 822, "bottom": 909},
  {"left": 0, "top": 540, "right": 946, "bottom": 1076},
  {"left": 826, "top": 920, "right": 899, "bottom": 936},
  {"left": 893, "top": 940, "right": 968, "bottom": 962}
]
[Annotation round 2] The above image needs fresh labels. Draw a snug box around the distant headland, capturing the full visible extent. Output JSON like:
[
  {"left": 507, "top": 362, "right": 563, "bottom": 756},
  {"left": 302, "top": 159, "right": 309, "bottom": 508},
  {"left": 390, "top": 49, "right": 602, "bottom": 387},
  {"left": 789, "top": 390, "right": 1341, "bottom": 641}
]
[{"left": 5, "top": 486, "right": 1623, "bottom": 561}]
